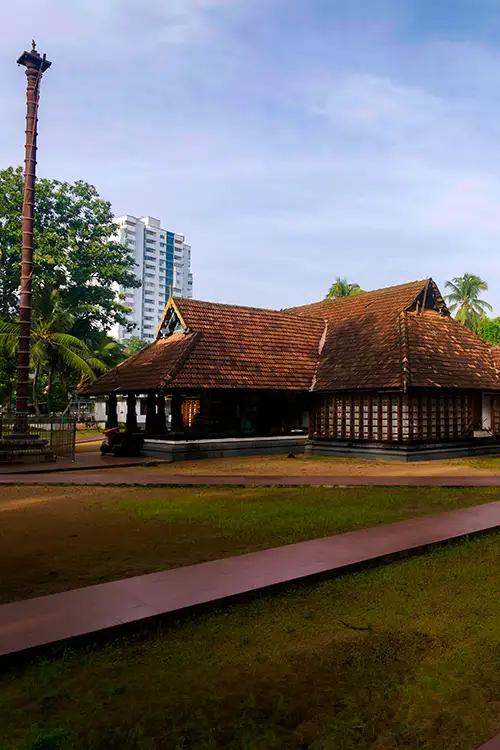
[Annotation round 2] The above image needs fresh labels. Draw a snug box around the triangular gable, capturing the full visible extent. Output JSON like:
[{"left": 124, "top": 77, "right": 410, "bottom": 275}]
[
  {"left": 156, "top": 293, "right": 188, "bottom": 339},
  {"left": 406, "top": 278, "right": 449, "bottom": 315}
]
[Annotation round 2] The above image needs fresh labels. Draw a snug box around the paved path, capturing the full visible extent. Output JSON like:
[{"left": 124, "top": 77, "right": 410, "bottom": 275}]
[
  {"left": 1, "top": 501, "right": 498, "bottom": 659},
  {"left": 478, "top": 735, "right": 500, "bottom": 749},
  {"left": 0, "top": 453, "right": 154, "bottom": 475},
  {"left": 1, "top": 470, "right": 500, "bottom": 486}
]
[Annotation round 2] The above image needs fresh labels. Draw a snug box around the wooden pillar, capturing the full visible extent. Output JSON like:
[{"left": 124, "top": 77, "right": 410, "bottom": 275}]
[
  {"left": 145, "top": 392, "right": 157, "bottom": 433},
  {"left": 417, "top": 394, "right": 423, "bottom": 440},
  {"left": 367, "top": 394, "right": 373, "bottom": 441},
  {"left": 170, "top": 393, "right": 183, "bottom": 433},
  {"left": 436, "top": 398, "right": 442, "bottom": 439},
  {"left": 126, "top": 393, "right": 138, "bottom": 432},
  {"left": 106, "top": 393, "right": 118, "bottom": 429},
  {"left": 407, "top": 395, "right": 413, "bottom": 442},
  {"left": 156, "top": 394, "right": 167, "bottom": 433},
  {"left": 387, "top": 396, "right": 393, "bottom": 442},
  {"left": 377, "top": 396, "right": 383, "bottom": 441},
  {"left": 397, "top": 395, "right": 403, "bottom": 442},
  {"left": 443, "top": 396, "right": 450, "bottom": 439},
  {"left": 349, "top": 395, "right": 355, "bottom": 440}
]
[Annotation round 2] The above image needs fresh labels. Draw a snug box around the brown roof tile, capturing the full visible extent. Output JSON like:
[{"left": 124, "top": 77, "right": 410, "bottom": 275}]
[
  {"left": 283, "top": 279, "right": 429, "bottom": 320},
  {"left": 82, "top": 279, "right": 500, "bottom": 395},
  {"left": 405, "top": 311, "right": 499, "bottom": 389},
  {"left": 83, "top": 301, "right": 324, "bottom": 394},
  {"left": 80, "top": 332, "right": 197, "bottom": 395},
  {"left": 170, "top": 299, "right": 325, "bottom": 390},
  {"left": 310, "top": 280, "right": 429, "bottom": 391}
]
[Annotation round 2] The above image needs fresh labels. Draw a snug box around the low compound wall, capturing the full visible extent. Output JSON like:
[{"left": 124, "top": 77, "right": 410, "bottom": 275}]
[
  {"left": 307, "top": 438, "right": 500, "bottom": 462},
  {"left": 143, "top": 435, "right": 307, "bottom": 462}
]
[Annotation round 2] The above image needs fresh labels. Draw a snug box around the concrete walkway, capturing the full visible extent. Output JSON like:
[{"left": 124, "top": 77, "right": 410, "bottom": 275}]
[
  {"left": 478, "top": 735, "right": 500, "bottom": 750},
  {"left": 0, "top": 452, "right": 152, "bottom": 475},
  {"left": 1, "top": 501, "right": 498, "bottom": 659},
  {"left": 1, "top": 470, "right": 500, "bottom": 486}
]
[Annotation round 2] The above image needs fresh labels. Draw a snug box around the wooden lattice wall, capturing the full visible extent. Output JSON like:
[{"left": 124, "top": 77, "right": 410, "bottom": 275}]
[
  {"left": 181, "top": 398, "right": 201, "bottom": 428},
  {"left": 492, "top": 395, "right": 500, "bottom": 436},
  {"left": 310, "top": 392, "right": 490, "bottom": 442}
]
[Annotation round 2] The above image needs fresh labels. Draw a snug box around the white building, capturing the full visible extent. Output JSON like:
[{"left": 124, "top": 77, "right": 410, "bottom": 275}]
[{"left": 115, "top": 215, "right": 193, "bottom": 343}]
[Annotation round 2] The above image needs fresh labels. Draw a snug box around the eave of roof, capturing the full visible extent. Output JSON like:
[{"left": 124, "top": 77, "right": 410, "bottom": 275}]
[{"left": 81, "top": 279, "right": 500, "bottom": 396}]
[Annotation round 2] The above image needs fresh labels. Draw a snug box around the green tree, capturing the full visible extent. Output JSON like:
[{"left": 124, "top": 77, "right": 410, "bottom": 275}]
[
  {"left": 0, "top": 289, "right": 105, "bottom": 413},
  {"left": 86, "top": 332, "right": 125, "bottom": 368},
  {"left": 122, "top": 336, "right": 149, "bottom": 357},
  {"left": 0, "top": 166, "right": 139, "bottom": 333},
  {"left": 326, "top": 277, "right": 363, "bottom": 299},
  {"left": 0, "top": 345, "right": 15, "bottom": 409},
  {"left": 444, "top": 273, "right": 492, "bottom": 330},
  {"left": 476, "top": 317, "right": 500, "bottom": 345}
]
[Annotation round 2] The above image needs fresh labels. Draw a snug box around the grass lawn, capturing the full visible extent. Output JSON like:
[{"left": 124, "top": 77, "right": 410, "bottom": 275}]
[
  {"left": 0, "top": 484, "right": 498, "bottom": 603},
  {"left": 0, "top": 533, "right": 498, "bottom": 750}
]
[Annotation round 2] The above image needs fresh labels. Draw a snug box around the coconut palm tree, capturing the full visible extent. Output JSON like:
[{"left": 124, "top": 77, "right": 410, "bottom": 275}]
[
  {"left": 326, "top": 277, "right": 363, "bottom": 299},
  {"left": 444, "top": 273, "right": 492, "bottom": 330},
  {"left": 0, "top": 288, "right": 106, "bottom": 413}
]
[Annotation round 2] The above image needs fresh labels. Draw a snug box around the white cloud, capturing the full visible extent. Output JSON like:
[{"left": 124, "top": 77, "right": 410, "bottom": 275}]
[
  {"left": 2, "top": 2, "right": 500, "bottom": 313},
  {"left": 316, "top": 72, "right": 441, "bottom": 122}
]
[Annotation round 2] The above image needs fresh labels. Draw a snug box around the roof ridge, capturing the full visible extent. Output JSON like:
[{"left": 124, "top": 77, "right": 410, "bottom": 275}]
[
  {"left": 283, "top": 278, "right": 429, "bottom": 313},
  {"left": 399, "top": 311, "right": 411, "bottom": 392},
  {"left": 179, "top": 279, "right": 430, "bottom": 318},
  {"left": 159, "top": 331, "right": 201, "bottom": 390},
  {"left": 310, "top": 320, "right": 329, "bottom": 391},
  {"left": 176, "top": 296, "right": 324, "bottom": 325},
  {"left": 177, "top": 297, "right": 279, "bottom": 314}
]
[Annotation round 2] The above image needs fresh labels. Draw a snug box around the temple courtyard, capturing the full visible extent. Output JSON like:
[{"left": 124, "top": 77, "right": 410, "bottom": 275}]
[{"left": 0, "top": 465, "right": 499, "bottom": 749}]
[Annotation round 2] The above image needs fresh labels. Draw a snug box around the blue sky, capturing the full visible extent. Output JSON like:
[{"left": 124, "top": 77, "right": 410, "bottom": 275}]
[{"left": 2, "top": 0, "right": 500, "bottom": 312}]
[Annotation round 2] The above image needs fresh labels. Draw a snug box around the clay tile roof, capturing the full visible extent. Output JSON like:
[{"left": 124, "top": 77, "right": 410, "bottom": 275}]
[
  {"left": 82, "top": 279, "right": 500, "bottom": 395},
  {"left": 405, "top": 311, "right": 500, "bottom": 389},
  {"left": 80, "top": 332, "right": 198, "bottom": 395},
  {"left": 82, "top": 300, "right": 325, "bottom": 394},
  {"left": 283, "top": 279, "right": 429, "bottom": 320},
  {"left": 492, "top": 346, "right": 500, "bottom": 371},
  {"left": 170, "top": 298, "right": 325, "bottom": 390},
  {"left": 307, "top": 280, "right": 429, "bottom": 391}
]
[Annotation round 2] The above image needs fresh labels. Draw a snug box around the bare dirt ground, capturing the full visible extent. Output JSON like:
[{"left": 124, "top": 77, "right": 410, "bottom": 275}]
[{"left": 103, "top": 451, "right": 500, "bottom": 478}]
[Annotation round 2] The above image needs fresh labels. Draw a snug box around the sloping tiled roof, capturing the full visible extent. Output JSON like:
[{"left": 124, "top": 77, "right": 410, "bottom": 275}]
[
  {"left": 83, "top": 279, "right": 500, "bottom": 395},
  {"left": 167, "top": 299, "right": 325, "bottom": 389},
  {"left": 305, "top": 280, "right": 430, "bottom": 391},
  {"left": 81, "top": 333, "right": 198, "bottom": 394},
  {"left": 492, "top": 346, "right": 500, "bottom": 371},
  {"left": 83, "top": 301, "right": 324, "bottom": 394},
  {"left": 283, "top": 279, "right": 430, "bottom": 320},
  {"left": 405, "top": 311, "right": 499, "bottom": 389}
]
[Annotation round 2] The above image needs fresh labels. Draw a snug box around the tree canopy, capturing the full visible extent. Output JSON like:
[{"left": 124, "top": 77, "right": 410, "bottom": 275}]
[
  {"left": 0, "top": 166, "right": 139, "bottom": 333},
  {"left": 476, "top": 316, "right": 500, "bottom": 345},
  {"left": 0, "top": 167, "right": 140, "bottom": 411},
  {"left": 0, "top": 288, "right": 106, "bottom": 413},
  {"left": 444, "top": 273, "right": 492, "bottom": 330},
  {"left": 326, "top": 277, "right": 363, "bottom": 299}
]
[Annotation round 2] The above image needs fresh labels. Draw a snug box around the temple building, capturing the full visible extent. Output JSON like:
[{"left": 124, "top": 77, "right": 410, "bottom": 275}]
[{"left": 82, "top": 278, "right": 500, "bottom": 459}]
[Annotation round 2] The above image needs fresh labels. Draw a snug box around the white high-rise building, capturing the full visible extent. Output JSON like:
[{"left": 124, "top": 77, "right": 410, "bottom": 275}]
[{"left": 115, "top": 215, "right": 193, "bottom": 343}]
